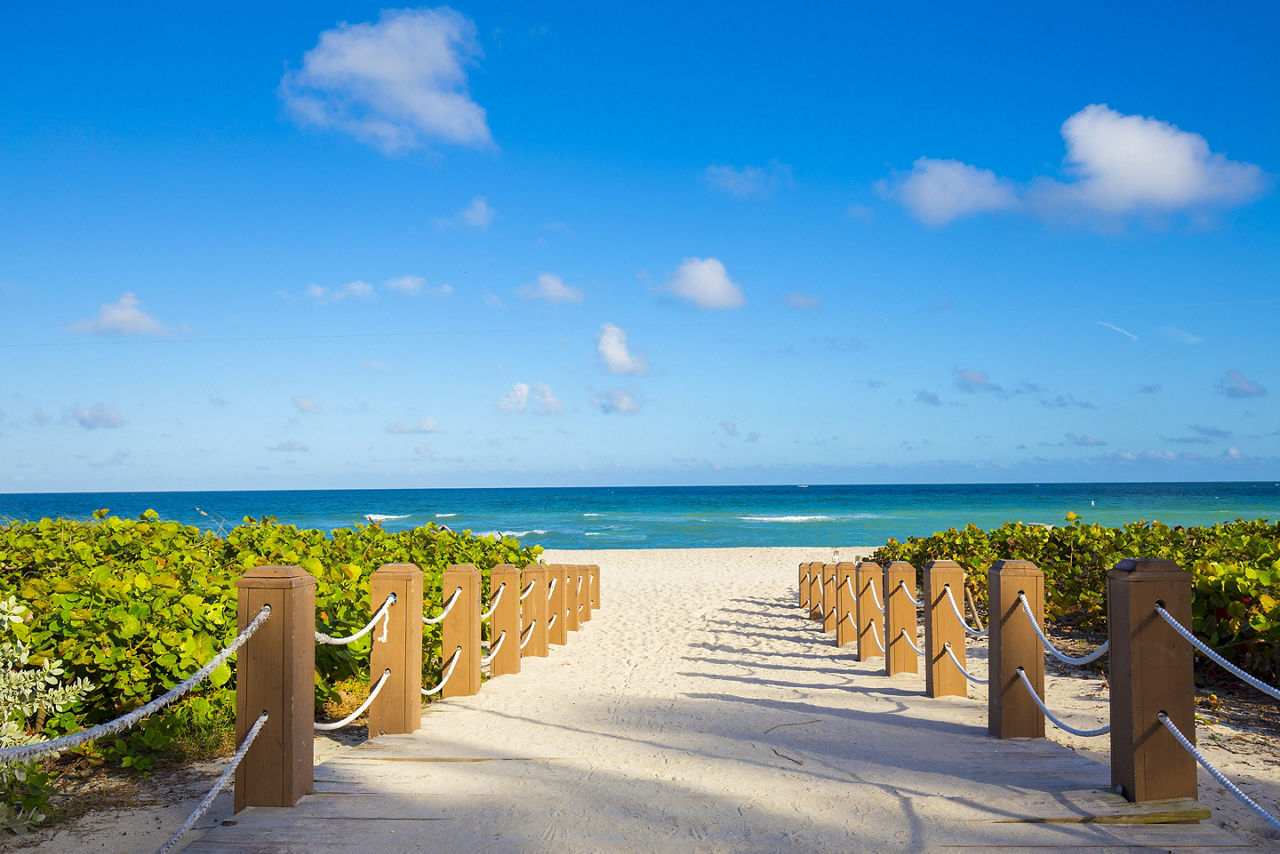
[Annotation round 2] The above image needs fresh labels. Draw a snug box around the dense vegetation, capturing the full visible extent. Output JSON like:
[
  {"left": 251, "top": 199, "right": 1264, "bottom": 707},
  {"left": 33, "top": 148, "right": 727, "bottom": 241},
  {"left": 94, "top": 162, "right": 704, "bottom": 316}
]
[
  {"left": 0, "top": 511, "right": 541, "bottom": 781},
  {"left": 872, "top": 516, "right": 1280, "bottom": 680}
]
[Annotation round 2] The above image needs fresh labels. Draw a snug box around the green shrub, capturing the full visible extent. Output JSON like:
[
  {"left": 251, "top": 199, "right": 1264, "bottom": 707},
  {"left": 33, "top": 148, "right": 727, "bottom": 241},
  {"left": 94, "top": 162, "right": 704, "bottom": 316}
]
[{"left": 872, "top": 517, "right": 1280, "bottom": 679}]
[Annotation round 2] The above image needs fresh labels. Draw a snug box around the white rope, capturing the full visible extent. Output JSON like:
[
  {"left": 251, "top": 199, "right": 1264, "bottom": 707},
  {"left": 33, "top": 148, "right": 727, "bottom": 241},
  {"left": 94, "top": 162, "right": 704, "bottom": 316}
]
[
  {"left": 899, "top": 627, "right": 924, "bottom": 656},
  {"left": 519, "top": 620, "right": 536, "bottom": 650},
  {"left": 1015, "top": 667, "right": 1110, "bottom": 737},
  {"left": 546, "top": 576, "right": 558, "bottom": 599},
  {"left": 898, "top": 581, "right": 923, "bottom": 609},
  {"left": 315, "top": 594, "right": 395, "bottom": 646},
  {"left": 520, "top": 580, "right": 536, "bottom": 601},
  {"left": 943, "top": 642, "right": 988, "bottom": 684},
  {"left": 422, "top": 647, "right": 462, "bottom": 696},
  {"left": 1156, "top": 605, "right": 1280, "bottom": 701},
  {"left": 0, "top": 605, "right": 271, "bottom": 764},
  {"left": 867, "top": 619, "right": 885, "bottom": 654},
  {"left": 1017, "top": 593, "right": 1110, "bottom": 665},
  {"left": 943, "top": 585, "right": 988, "bottom": 636},
  {"left": 480, "top": 583, "right": 506, "bottom": 622},
  {"left": 423, "top": 587, "right": 462, "bottom": 625},
  {"left": 842, "top": 575, "right": 856, "bottom": 600},
  {"left": 314, "top": 669, "right": 391, "bottom": 731},
  {"left": 156, "top": 711, "right": 269, "bottom": 854},
  {"left": 480, "top": 631, "right": 507, "bottom": 666},
  {"left": 1158, "top": 712, "right": 1280, "bottom": 834},
  {"left": 867, "top": 579, "right": 885, "bottom": 614}
]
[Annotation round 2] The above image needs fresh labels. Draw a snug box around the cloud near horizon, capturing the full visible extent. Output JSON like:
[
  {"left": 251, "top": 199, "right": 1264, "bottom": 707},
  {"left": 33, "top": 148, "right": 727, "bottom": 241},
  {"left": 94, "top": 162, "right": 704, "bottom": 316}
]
[
  {"left": 67, "top": 292, "right": 167, "bottom": 336},
  {"left": 498, "top": 382, "right": 563, "bottom": 414},
  {"left": 280, "top": 7, "right": 491, "bottom": 154}
]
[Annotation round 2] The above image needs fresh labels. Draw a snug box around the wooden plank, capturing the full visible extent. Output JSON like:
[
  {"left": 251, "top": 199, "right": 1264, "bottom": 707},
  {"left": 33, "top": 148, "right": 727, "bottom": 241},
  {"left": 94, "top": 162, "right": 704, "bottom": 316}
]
[{"left": 983, "top": 789, "right": 1211, "bottom": 824}]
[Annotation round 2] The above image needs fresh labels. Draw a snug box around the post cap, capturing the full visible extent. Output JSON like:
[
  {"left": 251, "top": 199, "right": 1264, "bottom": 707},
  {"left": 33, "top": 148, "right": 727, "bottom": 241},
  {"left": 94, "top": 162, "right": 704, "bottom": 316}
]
[
  {"left": 1109, "top": 558, "right": 1185, "bottom": 580},
  {"left": 990, "top": 559, "right": 1042, "bottom": 577},
  {"left": 236, "top": 565, "right": 316, "bottom": 590}
]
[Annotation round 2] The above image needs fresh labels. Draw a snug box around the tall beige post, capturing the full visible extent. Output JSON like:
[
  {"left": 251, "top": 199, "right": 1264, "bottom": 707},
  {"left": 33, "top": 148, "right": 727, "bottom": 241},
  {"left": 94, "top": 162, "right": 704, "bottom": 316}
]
[
  {"left": 988, "top": 560, "right": 1045, "bottom": 739},
  {"left": 577, "top": 565, "right": 593, "bottom": 623},
  {"left": 855, "top": 561, "right": 884, "bottom": 661},
  {"left": 368, "top": 563, "right": 423, "bottom": 736},
  {"left": 489, "top": 564, "right": 521, "bottom": 678},
  {"left": 441, "top": 564, "right": 481, "bottom": 698},
  {"left": 565, "top": 565, "right": 582, "bottom": 632},
  {"left": 884, "top": 561, "right": 918, "bottom": 676},
  {"left": 519, "top": 565, "right": 550, "bottom": 657},
  {"left": 798, "top": 562, "right": 810, "bottom": 610},
  {"left": 808, "top": 562, "right": 824, "bottom": 622},
  {"left": 1108, "top": 559, "right": 1197, "bottom": 802},
  {"left": 234, "top": 566, "right": 314, "bottom": 811},
  {"left": 834, "top": 562, "right": 858, "bottom": 647},
  {"left": 822, "top": 564, "right": 839, "bottom": 632},
  {"left": 547, "top": 564, "right": 568, "bottom": 645},
  {"left": 588, "top": 565, "right": 601, "bottom": 609},
  {"left": 923, "top": 560, "right": 966, "bottom": 699}
]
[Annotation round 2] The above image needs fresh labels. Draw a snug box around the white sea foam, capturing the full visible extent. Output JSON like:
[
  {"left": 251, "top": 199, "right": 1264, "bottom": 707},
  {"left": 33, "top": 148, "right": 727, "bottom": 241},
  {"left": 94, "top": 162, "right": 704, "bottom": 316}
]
[
  {"left": 477, "top": 530, "right": 547, "bottom": 538},
  {"left": 738, "top": 515, "right": 833, "bottom": 523},
  {"left": 435, "top": 513, "right": 457, "bottom": 518},
  {"left": 583, "top": 513, "right": 601, "bottom": 517},
  {"left": 585, "top": 532, "right": 604, "bottom": 536},
  {"left": 365, "top": 513, "right": 410, "bottom": 523}
]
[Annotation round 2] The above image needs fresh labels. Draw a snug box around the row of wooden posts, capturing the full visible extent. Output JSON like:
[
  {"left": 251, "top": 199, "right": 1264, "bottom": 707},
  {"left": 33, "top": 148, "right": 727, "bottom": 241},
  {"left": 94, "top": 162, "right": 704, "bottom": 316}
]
[
  {"left": 798, "top": 557, "right": 1197, "bottom": 804},
  {"left": 231, "top": 561, "right": 600, "bottom": 811}
]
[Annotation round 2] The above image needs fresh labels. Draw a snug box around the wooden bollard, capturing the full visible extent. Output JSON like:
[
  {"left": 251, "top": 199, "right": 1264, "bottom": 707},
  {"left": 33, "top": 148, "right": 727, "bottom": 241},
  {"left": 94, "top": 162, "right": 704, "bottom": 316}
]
[
  {"left": 798, "top": 562, "right": 809, "bottom": 609},
  {"left": 808, "top": 562, "right": 824, "bottom": 622},
  {"left": 520, "top": 565, "right": 550, "bottom": 657},
  {"left": 234, "top": 565, "right": 314, "bottom": 811},
  {"left": 822, "top": 563, "right": 839, "bottom": 632},
  {"left": 588, "top": 565, "right": 600, "bottom": 609},
  {"left": 855, "top": 561, "right": 884, "bottom": 660},
  {"left": 923, "top": 560, "right": 966, "bottom": 699},
  {"left": 988, "top": 560, "right": 1045, "bottom": 738},
  {"left": 565, "top": 565, "right": 582, "bottom": 632},
  {"left": 489, "top": 564, "right": 521, "bottom": 678},
  {"left": 1108, "top": 559, "right": 1196, "bottom": 802},
  {"left": 884, "top": 561, "right": 918, "bottom": 676},
  {"left": 368, "top": 563, "right": 423, "bottom": 736},
  {"left": 547, "top": 564, "right": 568, "bottom": 645},
  {"left": 578, "top": 565, "right": 593, "bottom": 623},
  {"left": 834, "top": 562, "right": 858, "bottom": 648},
  {"left": 441, "top": 564, "right": 481, "bottom": 698}
]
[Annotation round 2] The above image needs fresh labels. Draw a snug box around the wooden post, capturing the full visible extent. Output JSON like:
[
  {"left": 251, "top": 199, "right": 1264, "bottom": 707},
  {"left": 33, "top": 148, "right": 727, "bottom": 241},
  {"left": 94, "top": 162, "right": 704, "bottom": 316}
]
[
  {"left": 441, "top": 564, "right": 481, "bottom": 698},
  {"left": 520, "top": 565, "right": 550, "bottom": 658},
  {"left": 834, "top": 562, "right": 858, "bottom": 648},
  {"left": 578, "top": 564, "right": 593, "bottom": 623},
  {"left": 855, "top": 561, "right": 884, "bottom": 661},
  {"left": 489, "top": 564, "right": 521, "bottom": 678},
  {"left": 822, "top": 563, "right": 838, "bottom": 632},
  {"left": 368, "top": 563, "right": 423, "bottom": 736},
  {"left": 884, "top": 561, "right": 918, "bottom": 676},
  {"left": 988, "top": 560, "right": 1045, "bottom": 739},
  {"left": 565, "top": 565, "right": 582, "bottom": 632},
  {"left": 234, "top": 565, "right": 314, "bottom": 811},
  {"left": 588, "top": 564, "right": 600, "bottom": 609},
  {"left": 798, "top": 562, "right": 810, "bottom": 610},
  {"left": 1108, "top": 559, "right": 1197, "bottom": 802},
  {"left": 808, "top": 562, "right": 824, "bottom": 622},
  {"left": 547, "top": 564, "right": 568, "bottom": 645},
  {"left": 923, "top": 560, "right": 966, "bottom": 699}
]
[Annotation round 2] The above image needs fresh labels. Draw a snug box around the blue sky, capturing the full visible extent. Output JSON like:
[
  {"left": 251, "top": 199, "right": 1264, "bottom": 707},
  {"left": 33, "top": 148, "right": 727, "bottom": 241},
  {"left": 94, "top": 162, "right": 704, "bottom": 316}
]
[{"left": 2, "top": 2, "right": 1278, "bottom": 491}]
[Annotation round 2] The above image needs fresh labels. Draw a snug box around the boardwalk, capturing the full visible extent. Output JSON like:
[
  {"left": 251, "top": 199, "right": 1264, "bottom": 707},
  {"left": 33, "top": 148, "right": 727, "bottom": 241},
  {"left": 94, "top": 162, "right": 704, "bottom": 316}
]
[{"left": 187, "top": 548, "right": 1247, "bottom": 852}]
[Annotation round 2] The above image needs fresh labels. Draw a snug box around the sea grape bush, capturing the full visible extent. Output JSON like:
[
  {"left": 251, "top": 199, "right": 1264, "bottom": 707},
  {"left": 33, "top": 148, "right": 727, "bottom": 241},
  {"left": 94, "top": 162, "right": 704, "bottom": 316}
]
[
  {"left": 872, "top": 517, "right": 1280, "bottom": 679},
  {"left": 0, "top": 511, "right": 541, "bottom": 773}
]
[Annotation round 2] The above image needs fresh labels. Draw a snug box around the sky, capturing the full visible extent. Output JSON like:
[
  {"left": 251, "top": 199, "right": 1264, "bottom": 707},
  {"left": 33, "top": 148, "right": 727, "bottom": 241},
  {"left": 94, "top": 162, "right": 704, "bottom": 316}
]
[{"left": 2, "top": 2, "right": 1278, "bottom": 492}]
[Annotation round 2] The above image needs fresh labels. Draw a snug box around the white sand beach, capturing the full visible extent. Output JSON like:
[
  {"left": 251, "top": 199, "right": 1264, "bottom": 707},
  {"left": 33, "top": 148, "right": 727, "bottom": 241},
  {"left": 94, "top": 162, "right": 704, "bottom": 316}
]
[{"left": 12, "top": 547, "right": 1279, "bottom": 851}]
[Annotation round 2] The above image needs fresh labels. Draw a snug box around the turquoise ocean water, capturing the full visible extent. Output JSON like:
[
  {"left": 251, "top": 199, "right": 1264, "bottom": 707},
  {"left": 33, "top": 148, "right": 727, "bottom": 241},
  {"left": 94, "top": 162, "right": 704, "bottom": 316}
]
[{"left": 2, "top": 483, "right": 1277, "bottom": 549}]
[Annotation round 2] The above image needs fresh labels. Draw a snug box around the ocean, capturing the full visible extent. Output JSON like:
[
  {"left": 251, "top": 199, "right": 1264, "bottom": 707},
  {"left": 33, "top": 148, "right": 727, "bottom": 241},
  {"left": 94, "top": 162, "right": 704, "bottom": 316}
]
[{"left": 1, "top": 482, "right": 1277, "bottom": 549}]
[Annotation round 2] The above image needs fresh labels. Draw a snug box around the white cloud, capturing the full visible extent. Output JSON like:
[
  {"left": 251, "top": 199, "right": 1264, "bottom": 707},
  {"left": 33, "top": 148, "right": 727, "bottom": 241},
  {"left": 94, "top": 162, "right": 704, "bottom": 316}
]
[
  {"left": 664, "top": 257, "right": 744, "bottom": 309},
  {"left": 385, "top": 416, "right": 439, "bottom": 433},
  {"left": 69, "top": 402, "right": 122, "bottom": 429},
  {"left": 596, "top": 323, "right": 648, "bottom": 375},
  {"left": 1218, "top": 369, "right": 1267, "bottom": 399},
  {"left": 267, "top": 440, "right": 309, "bottom": 453},
  {"left": 360, "top": 360, "right": 391, "bottom": 372},
  {"left": 1160, "top": 325, "right": 1204, "bottom": 345},
  {"left": 292, "top": 395, "right": 318, "bottom": 412},
  {"left": 67, "top": 292, "right": 166, "bottom": 336},
  {"left": 702, "top": 161, "right": 792, "bottom": 199},
  {"left": 518, "top": 273, "right": 583, "bottom": 304},
  {"left": 1096, "top": 321, "right": 1139, "bottom": 341},
  {"left": 954, "top": 368, "right": 1002, "bottom": 394},
  {"left": 460, "top": 196, "right": 495, "bottom": 228},
  {"left": 1033, "top": 104, "right": 1268, "bottom": 215},
  {"left": 1066, "top": 432, "right": 1106, "bottom": 447},
  {"left": 384, "top": 275, "right": 424, "bottom": 295},
  {"left": 279, "top": 7, "right": 491, "bottom": 153},
  {"left": 499, "top": 382, "right": 562, "bottom": 414},
  {"left": 591, "top": 388, "right": 641, "bottom": 415},
  {"left": 304, "top": 281, "right": 374, "bottom": 303},
  {"left": 482, "top": 289, "right": 505, "bottom": 308},
  {"left": 786, "top": 292, "right": 820, "bottom": 310},
  {"left": 879, "top": 157, "right": 1020, "bottom": 226}
]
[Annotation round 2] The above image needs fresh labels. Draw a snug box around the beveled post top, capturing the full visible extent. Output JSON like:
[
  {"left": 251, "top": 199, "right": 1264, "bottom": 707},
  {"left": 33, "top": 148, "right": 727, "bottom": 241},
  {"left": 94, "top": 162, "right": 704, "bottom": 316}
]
[
  {"left": 444, "top": 563, "right": 480, "bottom": 576},
  {"left": 834, "top": 561, "right": 856, "bottom": 571},
  {"left": 236, "top": 565, "right": 316, "bottom": 590},
  {"left": 923, "top": 559, "right": 963, "bottom": 571},
  {"left": 884, "top": 560, "right": 916, "bottom": 572},
  {"left": 856, "top": 559, "right": 881, "bottom": 570},
  {"left": 372, "top": 562, "right": 423, "bottom": 579},
  {"left": 1109, "top": 558, "right": 1186, "bottom": 580},
  {"left": 990, "top": 559, "right": 1041, "bottom": 577}
]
